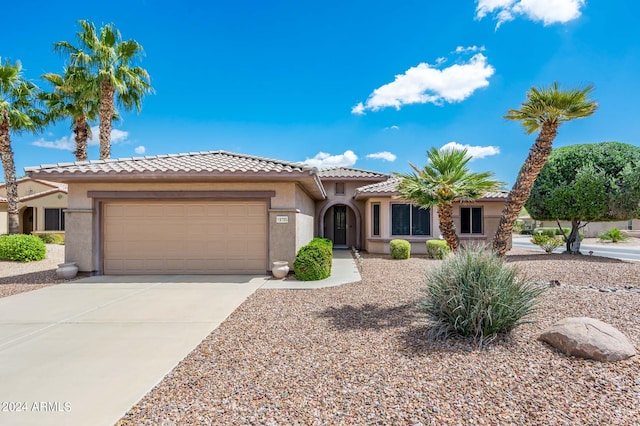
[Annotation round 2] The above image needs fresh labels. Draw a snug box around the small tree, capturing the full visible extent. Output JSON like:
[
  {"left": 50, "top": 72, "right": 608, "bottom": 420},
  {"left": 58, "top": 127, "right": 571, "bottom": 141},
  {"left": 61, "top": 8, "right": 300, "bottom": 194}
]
[
  {"left": 396, "top": 147, "right": 502, "bottom": 252},
  {"left": 526, "top": 142, "right": 640, "bottom": 254}
]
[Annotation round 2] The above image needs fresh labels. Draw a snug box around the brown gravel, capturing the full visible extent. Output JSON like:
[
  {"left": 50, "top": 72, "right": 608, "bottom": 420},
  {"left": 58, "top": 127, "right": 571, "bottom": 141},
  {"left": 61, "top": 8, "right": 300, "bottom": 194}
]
[
  {"left": 117, "top": 250, "right": 640, "bottom": 425},
  {"left": 0, "top": 244, "right": 68, "bottom": 298}
]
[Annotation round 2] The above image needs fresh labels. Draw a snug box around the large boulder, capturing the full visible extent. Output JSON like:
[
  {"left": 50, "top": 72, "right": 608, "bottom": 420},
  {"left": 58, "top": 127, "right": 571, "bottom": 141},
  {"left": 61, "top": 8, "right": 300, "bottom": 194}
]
[{"left": 539, "top": 317, "right": 637, "bottom": 362}]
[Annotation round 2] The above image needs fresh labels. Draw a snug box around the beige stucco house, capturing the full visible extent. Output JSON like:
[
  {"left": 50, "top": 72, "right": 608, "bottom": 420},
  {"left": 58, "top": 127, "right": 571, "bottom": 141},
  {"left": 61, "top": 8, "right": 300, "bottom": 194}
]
[
  {"left": 25, "top": 150, "right": 509, "bottom": 275},
  {"left": 0, "top": 178, "right": 68, "bottom": 235}
]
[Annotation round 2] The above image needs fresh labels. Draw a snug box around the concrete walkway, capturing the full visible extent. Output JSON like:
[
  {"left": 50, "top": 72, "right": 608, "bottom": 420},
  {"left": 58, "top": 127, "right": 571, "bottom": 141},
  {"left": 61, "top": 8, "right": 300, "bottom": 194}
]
[
  {"left": 0, "top": 277, "right": 266, "bottom": 426},
  {"left": 0, "top": 250, "right": 361, "bottom": 425},
  {"left": 262, "top": 249, "right": 362, "bottom": 289}
]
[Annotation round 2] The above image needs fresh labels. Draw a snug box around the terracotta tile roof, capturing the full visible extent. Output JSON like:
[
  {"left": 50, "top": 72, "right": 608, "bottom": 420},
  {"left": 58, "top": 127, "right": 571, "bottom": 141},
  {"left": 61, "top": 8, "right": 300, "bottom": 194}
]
[
  {"left": 316, "top": 167, "right": 389, "bottom": 180},
  {"left": 354, "top": 176, "right": 402, "bottom": 196},
  {"left": 355, "top": 177, "right": 509, "bottom": 200},
  {"left": 25, "top": 150, "right": 314, "bottom": 178},
  {"left": 0, "top": 178, "right": 68, "bottom": 203}
]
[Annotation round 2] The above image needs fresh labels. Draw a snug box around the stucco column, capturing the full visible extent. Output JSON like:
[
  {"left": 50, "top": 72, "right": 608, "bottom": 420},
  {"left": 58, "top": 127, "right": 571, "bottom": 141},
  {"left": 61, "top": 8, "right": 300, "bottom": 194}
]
[{"left": 64, "top": 209, "right": 94, "bottom": 272}]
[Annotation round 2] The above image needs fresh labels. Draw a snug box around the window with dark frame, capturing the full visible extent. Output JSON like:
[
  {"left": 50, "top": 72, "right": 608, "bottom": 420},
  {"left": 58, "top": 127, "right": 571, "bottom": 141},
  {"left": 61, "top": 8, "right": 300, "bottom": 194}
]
[
  {"left": 372, "top": 203, "right": 380, "bottom": 236},
  {"left": 44, "top": 208, "right": 65, "bottom": 231},
  {"left": 391, "top": 204, "right": 430, "bottom": 236},
  {"left": 460, "top": 207, "right": 482, "bottom": 234},
  {"left": 335, "top": 182, "right": 345, "bottom": 195}
]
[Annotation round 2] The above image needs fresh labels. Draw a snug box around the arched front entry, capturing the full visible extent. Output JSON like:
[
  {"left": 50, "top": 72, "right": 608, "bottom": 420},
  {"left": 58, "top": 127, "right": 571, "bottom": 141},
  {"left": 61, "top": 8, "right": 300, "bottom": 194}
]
[
  {"left": 20, "top": 207, "right": 34, "bottom": 234},
  {"left": 317, "top": 200, "right": 361, "bottom": 249}
]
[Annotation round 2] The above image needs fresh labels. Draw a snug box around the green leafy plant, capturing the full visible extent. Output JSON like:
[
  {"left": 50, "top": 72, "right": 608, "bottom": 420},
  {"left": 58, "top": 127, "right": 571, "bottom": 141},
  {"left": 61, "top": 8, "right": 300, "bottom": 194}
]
[
  {"left": 0, "top": 234, "right": 46, "bottom": 262},
  {"left": 293, "top": 242, "right": 332, "bottom": 281},
  {"left": 426, "top": 240, "right": 450, "bottom": 259},
  {"left": 37, "top": 233, "right": 65, "bottom": 244},
  {"left": 390, "top": 239, "right": 411, "bottom": 259},
  {"left": 531, "top": 233, "right": 563, "bottom": 253},
  {"left": 422, "top": 246, "right": 545, "bottom": 347},
  {"left": 599, "top": 228, "right": 628, "bottom": 242}
]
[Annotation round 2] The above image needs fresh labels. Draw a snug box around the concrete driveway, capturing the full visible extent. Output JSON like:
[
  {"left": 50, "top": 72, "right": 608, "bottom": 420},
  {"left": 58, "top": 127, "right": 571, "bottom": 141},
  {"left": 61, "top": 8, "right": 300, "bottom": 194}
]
[{"left": 0, "top": 275, "right": 268, "bottom": 426}]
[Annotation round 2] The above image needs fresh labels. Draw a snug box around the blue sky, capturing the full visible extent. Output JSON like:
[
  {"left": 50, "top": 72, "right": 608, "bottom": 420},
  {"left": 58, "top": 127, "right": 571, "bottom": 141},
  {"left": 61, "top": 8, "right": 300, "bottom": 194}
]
[{"left": 4, "top": 0, "right": 640, "bottom": 186}]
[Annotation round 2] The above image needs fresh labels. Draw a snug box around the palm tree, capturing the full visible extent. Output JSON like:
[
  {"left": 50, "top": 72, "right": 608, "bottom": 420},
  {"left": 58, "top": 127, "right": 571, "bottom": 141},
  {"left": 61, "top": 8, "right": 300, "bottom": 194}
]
[
  {"left": 0, "top": 59, "right": 44, "bottom": 234},
  {"left": 41, "top": 66, "right": 100, "bottom": 161},
  {"left": 55, "top": 20, "right": 153, "bottom": 160},
  {"left": 492, "top": 82, "right": 597, "bottom": 257},
  {"left": 396, "top": 147, "right": 503, "bottom": 251}
]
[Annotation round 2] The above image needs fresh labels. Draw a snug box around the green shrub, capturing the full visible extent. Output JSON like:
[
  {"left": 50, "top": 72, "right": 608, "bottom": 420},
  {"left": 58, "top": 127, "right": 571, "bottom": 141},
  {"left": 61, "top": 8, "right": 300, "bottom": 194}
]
[
  {"left": 534, "top": 226, "right": 583, "bottom": 240},
  {"left": 599, "top": 228, "right": 628, "bottom": 242},
  {"left": 513, "top": 220, "right": 523, "bottom": 234},
  {"left": 37, "top": 233, "right": 65, "bottom": 245},
  {"left": 422, "top": 246, "right": 544, "bottom": 347},
  {"left": 426, "top": 240, "right": 450, "bottom": 259},
  {"left": 531, "top": 234, "right": 563, "bottom": 253},
  {"left": 308, "top": 237, "right": 333, "bottom": 249},
  {"left": 0, "top": 234, "right": 46, "bottom": 262},
  {"left": 390, "top": 239, "right": 411, "bottom": 259},
  {"left": 293, "top": 243, "right": 332, "bottom": 281}
]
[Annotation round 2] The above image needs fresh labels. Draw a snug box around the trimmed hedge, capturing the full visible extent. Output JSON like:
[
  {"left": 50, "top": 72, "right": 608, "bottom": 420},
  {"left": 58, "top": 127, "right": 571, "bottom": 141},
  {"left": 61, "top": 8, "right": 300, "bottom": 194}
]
[
  {"left": 390, "top": 239, "right": 411, "bottom": 259},
  {"left": 293, "top": 240, "right": 333, "bottom": 281},
  {"left": 37, "top": 233, "right": 65, "bottom": 245},
  {"left": 427, "top": 240, "right": 450, "bottom": 259},
  {"left": 0, "top": 234, "right": 46, "bottom": 262},
  {"left": 534, "top": 227, "right": 583, "bottom": 240}
]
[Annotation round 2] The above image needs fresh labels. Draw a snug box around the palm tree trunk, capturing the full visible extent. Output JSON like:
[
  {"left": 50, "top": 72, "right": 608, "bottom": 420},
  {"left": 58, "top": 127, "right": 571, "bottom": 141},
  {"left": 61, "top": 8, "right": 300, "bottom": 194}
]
[
  {"left": 0, "top": 115, "right": 20, "bottom": 234},
  {"left": 493, "top": 121, "right": 559, "bottom": 257},
  {"left": 437, "top": 202, "right": 459, "bottom": 251},
  {"left": 99, "top": 80, "right": 115, "bottom": 160},
  {"left": 73, "top": 113, "right": 89, "bottom": 162}
]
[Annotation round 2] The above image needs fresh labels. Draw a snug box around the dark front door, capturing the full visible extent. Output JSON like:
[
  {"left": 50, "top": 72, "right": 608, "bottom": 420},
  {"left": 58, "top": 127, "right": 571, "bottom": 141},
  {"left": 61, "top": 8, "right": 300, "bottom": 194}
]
[{"left": 333, "top": 206, "right": 347, "bottom": 245}]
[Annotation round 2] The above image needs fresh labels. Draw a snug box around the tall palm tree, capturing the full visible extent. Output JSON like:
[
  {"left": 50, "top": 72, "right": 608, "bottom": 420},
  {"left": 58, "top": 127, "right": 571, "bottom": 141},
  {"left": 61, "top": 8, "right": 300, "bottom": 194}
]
[
  {"left": 41, "top": 66, "right": 100, "bottom": 161},
  {"left": 0, "top": 59, "right": 44, "bottom": 234},
  {"left": 55, "top": 20, "right": 153, "bottom": 160},
  {"left": 492, "top": 82, "right": 597, "bottom": 257},
  {"left": 396, "top": 147, "right": 503, "bottom": 251}
]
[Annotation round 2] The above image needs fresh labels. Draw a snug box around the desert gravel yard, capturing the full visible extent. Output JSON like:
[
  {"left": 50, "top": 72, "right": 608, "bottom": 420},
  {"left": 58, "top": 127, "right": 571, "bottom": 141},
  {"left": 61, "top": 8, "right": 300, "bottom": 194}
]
[
  {"left": 118, "top": 250, "right": 640, "bottom": 425},
  {"left": 0, "top": 244, "right": 70, "bottom": 298}
]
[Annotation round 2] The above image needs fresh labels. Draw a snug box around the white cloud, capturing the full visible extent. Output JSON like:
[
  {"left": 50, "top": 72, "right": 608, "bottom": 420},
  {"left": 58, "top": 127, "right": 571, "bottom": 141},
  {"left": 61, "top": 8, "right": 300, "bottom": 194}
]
[
  {"left": 351, "top": 102, "right": 365, "bottom": 115},
  {"left": 384, "top": 125, "right": 400, "bottom": 131},
  {"left": 134, "top": 146, "right": 146, "bottom": 154},
  {"left": 476, "top": 0, "right": 585, "bottom": 28},
  {"left": 440, "top": 141, "right": 500, "bottom": 159},
  {"left": 33, "top": 127, "right": 130, "bottom": 152},
  {"left": 352, "top": 53, "right": 494, "bottom": 113},
  {"left": 435, "top": 57, "right": 447, "bottom": 66},
  {"left": 32, "top": 135, "right": 75, "bottom": 151},
  {"left": 366, "top": 151, "right": 397, "bottom": 162},
  {"left": 303, "top": 150, "right": 358, "bottom": 169},
  {"left": 88, "top": 126, "right": 129, "bottom": 145},
  {"left": 454, "top": 45, "right": 486, "bottom": 53}
]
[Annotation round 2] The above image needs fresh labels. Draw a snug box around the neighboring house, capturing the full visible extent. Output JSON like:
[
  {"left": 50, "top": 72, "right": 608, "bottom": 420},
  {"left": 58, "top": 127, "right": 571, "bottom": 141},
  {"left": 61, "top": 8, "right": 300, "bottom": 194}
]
[
  {"left": 0, "top": 177, "right": 68, "bottom": 235},
  {"left": 25, "top": 151, "right": 509, "bottom": 275}
]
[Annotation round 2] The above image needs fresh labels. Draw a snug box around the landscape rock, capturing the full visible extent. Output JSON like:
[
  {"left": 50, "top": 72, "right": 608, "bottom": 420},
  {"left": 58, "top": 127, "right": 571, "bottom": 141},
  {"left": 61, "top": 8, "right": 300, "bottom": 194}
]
[{"left": 539, "top": 317, "right": 637, "bottom": 362}]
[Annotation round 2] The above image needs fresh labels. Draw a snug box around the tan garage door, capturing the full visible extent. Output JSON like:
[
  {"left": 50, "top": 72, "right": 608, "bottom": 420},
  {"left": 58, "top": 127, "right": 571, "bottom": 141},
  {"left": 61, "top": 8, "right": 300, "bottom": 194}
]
[{"left": 103, "top": 201, "right": 267, "bottom": 274}]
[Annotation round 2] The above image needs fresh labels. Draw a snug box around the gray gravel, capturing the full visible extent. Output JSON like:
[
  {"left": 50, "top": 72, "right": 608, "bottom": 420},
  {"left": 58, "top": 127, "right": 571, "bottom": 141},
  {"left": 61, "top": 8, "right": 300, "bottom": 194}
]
[
  {"left": 0, "top": 244, "right": 69, "bottom": 298},
  {"left": 117, "top": 249, "right": 640, "bottom": 425}
]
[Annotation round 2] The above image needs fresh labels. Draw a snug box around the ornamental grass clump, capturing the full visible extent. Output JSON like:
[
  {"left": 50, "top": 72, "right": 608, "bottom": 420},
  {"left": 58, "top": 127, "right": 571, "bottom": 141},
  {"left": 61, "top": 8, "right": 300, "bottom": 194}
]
[{"left": 422, "top": 246, "right": 544, "bottom": 347}]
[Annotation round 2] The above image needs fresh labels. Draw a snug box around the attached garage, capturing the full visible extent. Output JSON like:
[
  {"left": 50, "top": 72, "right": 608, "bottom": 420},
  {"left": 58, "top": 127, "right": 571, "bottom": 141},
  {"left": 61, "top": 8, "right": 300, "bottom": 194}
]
[{"left": 102, "top": 201, "right": 267, "bottom": 274}]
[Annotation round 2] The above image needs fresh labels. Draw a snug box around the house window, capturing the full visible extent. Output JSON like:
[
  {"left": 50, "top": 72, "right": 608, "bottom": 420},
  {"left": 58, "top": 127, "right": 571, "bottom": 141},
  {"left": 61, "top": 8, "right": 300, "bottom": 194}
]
[
  {"left": 391, "top": 204, "right": 430, "bottom": 236},
  {"left": 372, "top": 203, "right": 380, "bottom": 236},
  {"left": 461, "top": 207, "right": 482, "bottom": 234},
  {"left": 628, "top": 220, "right": 633, "bottom": 231},
  {"left": 335, "top": 182, "right": 345, "bottom": 195},
  {"left": 44, "top": 208, "right": 65, "bottom": 231}
]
